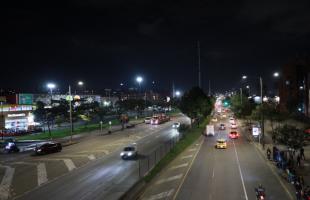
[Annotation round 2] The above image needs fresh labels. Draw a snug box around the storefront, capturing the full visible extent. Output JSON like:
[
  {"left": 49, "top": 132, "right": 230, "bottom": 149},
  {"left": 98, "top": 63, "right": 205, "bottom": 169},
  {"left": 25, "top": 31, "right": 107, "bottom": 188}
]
[{"left": 0, "top": 105, "right": 34, "bottom": 132}]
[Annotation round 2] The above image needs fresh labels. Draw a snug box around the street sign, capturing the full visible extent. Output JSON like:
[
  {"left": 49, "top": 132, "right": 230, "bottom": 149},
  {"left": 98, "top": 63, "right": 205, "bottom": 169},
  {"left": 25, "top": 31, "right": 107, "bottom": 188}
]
[
  {"left": 18, "top": 94, "right": 33, "bottom": 105},
  {"left": 252, "top": 127, "right": 261, "bottom": 137},
  {"left": 66, "top": 95, "right": 73, "bottom": 101}
]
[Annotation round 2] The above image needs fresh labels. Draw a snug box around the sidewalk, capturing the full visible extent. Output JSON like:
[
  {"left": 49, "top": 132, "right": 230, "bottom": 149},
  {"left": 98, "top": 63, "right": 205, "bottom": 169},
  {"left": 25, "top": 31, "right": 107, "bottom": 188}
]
[
  {"left": 54, "top": 119, "right": 144, "bottom": 146},
  {"left": 240, "top": 119, "right": 310, "bottom": 195}
]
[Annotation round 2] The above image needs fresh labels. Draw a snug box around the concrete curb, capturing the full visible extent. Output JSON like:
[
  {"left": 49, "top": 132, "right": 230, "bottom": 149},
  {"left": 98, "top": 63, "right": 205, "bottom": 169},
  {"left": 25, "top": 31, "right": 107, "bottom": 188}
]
[{"left": 119, "top": 179, "right": 146, "bottom": 200}]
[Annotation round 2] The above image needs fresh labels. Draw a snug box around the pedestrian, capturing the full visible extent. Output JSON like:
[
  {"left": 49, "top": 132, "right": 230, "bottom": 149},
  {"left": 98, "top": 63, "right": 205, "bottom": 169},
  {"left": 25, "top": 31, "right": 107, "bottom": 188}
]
[
  {"left": 267, "top": 147, "right": 271, "bottom": 160},
  {"left": 295, "top": 181, "right": 303, "bottom": 200},
  {"left": 273, "top": 146, "right": 277, "bottom": 161},
  {"left": 272, "top": 134, "right": 276, "bottom": 144},
  {"left": 300, "top": 147, "right": 306, "bottom": 160},
  {"left": 297, "top": 154, "right": 301, "bottom": 167},
  {"left": 298, "top": 176, "right": 305, "bottom": 188}
]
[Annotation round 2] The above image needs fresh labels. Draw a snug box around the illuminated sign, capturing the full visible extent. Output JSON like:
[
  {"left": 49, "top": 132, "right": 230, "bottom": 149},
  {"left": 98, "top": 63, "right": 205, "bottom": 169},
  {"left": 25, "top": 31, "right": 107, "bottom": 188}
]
[
  {"left": 8, "top": 113, "right": 26, "bottom": 117},
  {"left": 252, "top": 127, "right": 261, "bottom": 137}
]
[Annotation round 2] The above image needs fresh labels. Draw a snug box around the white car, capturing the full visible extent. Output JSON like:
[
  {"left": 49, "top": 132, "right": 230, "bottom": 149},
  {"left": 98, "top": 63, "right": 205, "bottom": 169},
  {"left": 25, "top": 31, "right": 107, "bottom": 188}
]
[
  {"left": 212, "top": 117, "right": 218, "bottom": 122},
  {"left": 229, "top": 118, "right": 235, "bottom": 124},
  {"left": 172, "top": 122, "right": 181, "bottom": 129},
  {"left": 120, "top": 146, "right": 138, "bottom": 160},
  {"left": 231, "top": 123, "right": 237, "bottom": 129},
  {"left": 144, "top": 117, "right": 151, "bottom": 124}
]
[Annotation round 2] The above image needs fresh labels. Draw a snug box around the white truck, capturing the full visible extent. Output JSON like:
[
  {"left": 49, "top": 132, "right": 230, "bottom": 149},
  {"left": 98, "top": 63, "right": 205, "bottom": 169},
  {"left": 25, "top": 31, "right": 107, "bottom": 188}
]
[{"left": 206, "top": 125, "right": 215, "bottom": 136}]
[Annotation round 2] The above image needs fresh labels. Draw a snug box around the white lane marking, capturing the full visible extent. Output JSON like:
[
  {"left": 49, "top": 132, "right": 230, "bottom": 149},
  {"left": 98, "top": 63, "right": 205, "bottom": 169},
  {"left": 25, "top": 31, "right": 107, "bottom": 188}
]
[
  {"left": 144, "top": 189, "right": 175, "bottom": 200},
  {"left": 78, "top": 150, "right": 110, "bottom": 154},
  {"left": 155, "top": 135, "right": 161, "bottom": 138},
  {"left": 63, "top": 159, "right": 76, "bottom": 171},
  {"left": 87, "top": 154, "right": 96, "bottom": 161},
  {"left": 37, "top": 163, "right": 48, "bottom": 186},
  {"left": 169, "top": 163, "right": 189, "bottom": 170},
  {"left": 155, "top": 174, "right": 183, "bottom": 185},
  {"left": 212, "top": 168, "right": 215, "bottom": 178},
  {"left": 181, "top": 155, "right": 193, "bottom": 159},
  {"left": 233, "top": 141, "right": 248, "bottom": 200},
  {"left": 173, "top": 137, "right": 204, "bottom": 200},
  {"left": 188, "top": 148, "right": 197, "bottom": 152},
  {"left": 0, "top": 165, "right": 15, "bottom": 200}
]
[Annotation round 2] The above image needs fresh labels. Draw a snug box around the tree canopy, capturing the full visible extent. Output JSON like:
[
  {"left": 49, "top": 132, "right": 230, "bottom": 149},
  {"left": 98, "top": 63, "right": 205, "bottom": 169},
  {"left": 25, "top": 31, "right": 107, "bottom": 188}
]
[{"left": 179, "top": 87, "right": 213, "bottom": 119}]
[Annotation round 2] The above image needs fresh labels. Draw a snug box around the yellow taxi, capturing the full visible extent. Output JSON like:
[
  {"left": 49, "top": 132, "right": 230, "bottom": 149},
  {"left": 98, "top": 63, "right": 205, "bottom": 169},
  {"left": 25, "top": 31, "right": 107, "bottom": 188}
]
[{"left": 215, "top": 139, "right": 227, "bottom": 149}]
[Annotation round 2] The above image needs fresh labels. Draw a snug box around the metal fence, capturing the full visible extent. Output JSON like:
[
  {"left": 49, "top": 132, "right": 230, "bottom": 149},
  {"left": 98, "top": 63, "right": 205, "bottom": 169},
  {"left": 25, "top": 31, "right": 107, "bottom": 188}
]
[{"left": 137, "top": 130, "right": 185, "bottom": 178}]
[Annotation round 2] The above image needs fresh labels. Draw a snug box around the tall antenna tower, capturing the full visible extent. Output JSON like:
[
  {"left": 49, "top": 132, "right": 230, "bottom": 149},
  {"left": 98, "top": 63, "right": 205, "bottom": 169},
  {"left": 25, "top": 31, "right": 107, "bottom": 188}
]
[{"left": 198, "top": 41, "right": 201, "bottom": 88}]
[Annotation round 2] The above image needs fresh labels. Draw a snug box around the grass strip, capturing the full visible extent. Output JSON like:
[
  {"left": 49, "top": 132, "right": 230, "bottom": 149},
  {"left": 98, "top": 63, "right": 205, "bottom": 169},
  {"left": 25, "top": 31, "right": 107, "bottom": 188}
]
[
  {"left": 16, "top": 119, "right": 121, "bottom": 140},
  {"left": 144, "top": 116, "right": 210, "bottom": 183},
  {"left": 16, "top": 111, "right": 180, "bottom": 141}
]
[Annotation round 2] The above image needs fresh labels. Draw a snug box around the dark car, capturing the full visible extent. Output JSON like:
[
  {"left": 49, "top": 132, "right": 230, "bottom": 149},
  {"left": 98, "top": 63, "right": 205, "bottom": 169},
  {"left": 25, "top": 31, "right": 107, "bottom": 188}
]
[{"left": 34, "top": 142, "right": 62, "bottom": 155}]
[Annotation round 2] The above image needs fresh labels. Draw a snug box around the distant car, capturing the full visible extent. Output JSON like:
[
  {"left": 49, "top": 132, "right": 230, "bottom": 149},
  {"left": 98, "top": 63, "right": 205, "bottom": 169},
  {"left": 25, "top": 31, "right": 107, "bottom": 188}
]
[
  {"left": 120, "top": 146, "right": 138, "bottom": 159},
  {"left": 222, "top": 114, "right": 227, "bottom": 118},
  {"left": 212, "top": 117, "right": 218, "bottom": 122},
  {"left": 229, "top": 131, "right": 239, "bottom": 139},
  {"left": 144, "top": 117, "right": 152, "bottom": 124},
  {"left": 215, "top": 139, "right": 227, "bottom": 149},
  {"left": 229, "top": 118, "right": 235, "bottom": 124},
  {"left": 172, "top": 122, "right": 181, "bottom": 129},
  {"left": 219, "top": 124, "right": 226, "bottom": 130},
  {"left": 34, "top": 142, "right": 62, "bottom": 155},
  {"left": 231, "top": 123, "right": 237, "bottom": 129}
]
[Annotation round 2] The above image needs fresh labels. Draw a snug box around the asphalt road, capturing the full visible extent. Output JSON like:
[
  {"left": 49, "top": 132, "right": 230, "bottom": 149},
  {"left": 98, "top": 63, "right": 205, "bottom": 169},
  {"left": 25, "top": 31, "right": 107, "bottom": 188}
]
[
  {"left": 175, "top": 116, "right": 292, "bottom": 200},
  {"left": 4, "top": 114, "right": 190, "bottom": 200}
]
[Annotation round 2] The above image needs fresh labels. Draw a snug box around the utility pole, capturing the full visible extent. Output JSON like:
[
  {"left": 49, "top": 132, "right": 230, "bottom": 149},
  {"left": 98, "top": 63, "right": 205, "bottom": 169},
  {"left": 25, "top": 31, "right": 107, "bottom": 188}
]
[
  {"left": 172, "top": 82, "right": 175, "bottom": 98},
  {"left": 68, "top": 85, "right": 73, "bottom": 142},
  {"left": 240, "top": 88, "right": 243, "bottom": 105},
  {"left": 259, "top": 76, "right": 265, "bottom": 149},
  {"left": 208, "top": 80, "right": 211, "bottom": 96},
  {"left": 198, "top": 41, "right": 201, "bottom": 88}
]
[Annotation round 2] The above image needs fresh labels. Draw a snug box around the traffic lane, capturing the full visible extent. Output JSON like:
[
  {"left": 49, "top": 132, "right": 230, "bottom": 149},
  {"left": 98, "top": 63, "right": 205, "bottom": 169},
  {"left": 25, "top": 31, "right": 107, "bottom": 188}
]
[
  {"left": 17, "top": 148, "right": 138, "bottom": 200},
  {"left": 17, "top": 119, "right": 187, "bottom": 200},
  {"left": 235, "top": 128, "right": 291, "bottom": 200},
  {"left": 176, "top": 128, "right": 245, "bottom": 200}
]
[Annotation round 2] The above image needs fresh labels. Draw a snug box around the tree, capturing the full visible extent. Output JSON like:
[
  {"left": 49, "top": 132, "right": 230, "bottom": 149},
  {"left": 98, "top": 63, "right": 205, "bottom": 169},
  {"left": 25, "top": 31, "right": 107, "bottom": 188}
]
[
  {"left": 275, "top": 125, "right": 305, "bottom": 149},
  {"left": 230, "top": 94, "right": 255, "bottom": 118},
  {"left": 33, "top": 101, "right": 54, "bottom": 138},
  {"left": 179, "top": 87, "right": 213, "bottom": 121}
]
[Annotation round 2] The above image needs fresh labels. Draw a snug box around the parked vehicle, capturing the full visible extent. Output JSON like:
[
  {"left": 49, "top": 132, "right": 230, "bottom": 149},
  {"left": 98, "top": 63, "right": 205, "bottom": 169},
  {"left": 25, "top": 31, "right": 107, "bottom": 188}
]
[{"left": 34, "top": 142, "right": 62, "bottom": 155}]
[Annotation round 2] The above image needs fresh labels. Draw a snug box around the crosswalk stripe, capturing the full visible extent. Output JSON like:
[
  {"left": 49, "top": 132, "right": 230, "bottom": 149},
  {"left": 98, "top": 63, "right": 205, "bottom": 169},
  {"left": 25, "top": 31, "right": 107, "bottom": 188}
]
[
  {"left": 63, "top": 159, "right": 76, "bottom": 171},
  {"left": 87, "top": 154, "right": 96, "bottom": 160},
  {"left": 0, "top": 165, "right": 15, "bottom": 200},
  {"left": 155, "top": 174, "right": 183, "bottom": 185},
  {"left": 37, "top": 163, "right": 48, "bottom": 186},
  {"left": 143, "top": 189, "right": 175, "bottom": 200},
  {"left": 169, "top": 163, "right": 189, "bottom": 170},
  {"left": 181, "top": 155, "right": 193, "bottom": 159}
]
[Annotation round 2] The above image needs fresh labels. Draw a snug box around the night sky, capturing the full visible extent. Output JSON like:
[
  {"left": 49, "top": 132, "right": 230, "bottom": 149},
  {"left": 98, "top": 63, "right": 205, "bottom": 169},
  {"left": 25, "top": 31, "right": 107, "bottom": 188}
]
[{"left": 4, "top": 0, "right": 310, "bottom": 93}]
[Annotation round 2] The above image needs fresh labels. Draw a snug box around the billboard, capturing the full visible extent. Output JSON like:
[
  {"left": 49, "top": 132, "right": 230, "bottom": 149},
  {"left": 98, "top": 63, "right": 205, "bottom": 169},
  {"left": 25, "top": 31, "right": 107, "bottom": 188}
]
[{"left": 19, "top": 94, "right": 33, "bottom": 105}]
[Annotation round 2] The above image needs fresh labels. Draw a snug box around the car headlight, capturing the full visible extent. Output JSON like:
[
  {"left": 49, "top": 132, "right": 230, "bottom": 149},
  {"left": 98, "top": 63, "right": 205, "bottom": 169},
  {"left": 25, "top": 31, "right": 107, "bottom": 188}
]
[
  {"left": 37, "top": 149, "right": 42, "bottom": 152},
  {"left": 128, "top": 152, "right": 133, "bottom": 156},
  {"left": 120, "top": 152, "right": 124, "bottom": 156}
]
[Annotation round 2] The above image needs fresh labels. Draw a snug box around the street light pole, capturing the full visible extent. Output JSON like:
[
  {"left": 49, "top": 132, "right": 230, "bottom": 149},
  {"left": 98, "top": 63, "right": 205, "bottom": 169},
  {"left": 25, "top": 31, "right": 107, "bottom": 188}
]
[
  {"left": 68, "top": 85, "right": 73, "bottom": 142},
  {"left": 240, "top": 88, "right": 243, "bottom": 105},
  {"left": 259, "top": 76, "right": 265, "bottom": 148}
]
